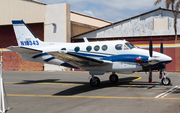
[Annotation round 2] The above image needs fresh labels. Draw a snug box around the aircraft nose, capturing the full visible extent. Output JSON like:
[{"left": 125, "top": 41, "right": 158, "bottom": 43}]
[{"left": 162, "top": 54, "right": 172, "bottom": 64}]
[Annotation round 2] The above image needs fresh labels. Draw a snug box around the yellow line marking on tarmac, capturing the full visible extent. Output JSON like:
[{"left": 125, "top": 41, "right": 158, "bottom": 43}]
[
  {"left": 4, "top": 82, "right": 83, "bottom": 86},
  {"left": 128, "top": 85, "right": 136, "bottom": 88},
  {"left": 6, "top": 94, "right": 180, "bottom": 100},
  {"left": 118, "top": 74, "right": 142, "bottom": 81}
]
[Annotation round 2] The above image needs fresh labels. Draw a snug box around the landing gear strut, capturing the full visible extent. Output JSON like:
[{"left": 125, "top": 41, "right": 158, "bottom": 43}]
[
  {"left": 109, "top": 73, "right": 118, "bottom": 83},
  {"left": 161, "top": 71, "right": 171, "bottom": 86},
  {"left": 90, "top": 75, "right": 100, "bottom": 87}
]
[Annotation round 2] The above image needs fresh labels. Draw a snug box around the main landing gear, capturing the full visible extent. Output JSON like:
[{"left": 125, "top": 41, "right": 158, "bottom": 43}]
[
  {"left": 160, "top": 71, "right": 171, "bottom": 86},
  {"left": 90, "top": 73, "right": 119, "bottom": 87},
  {"left": 90, "top": 75, "right": 100, "bottom": 87}
]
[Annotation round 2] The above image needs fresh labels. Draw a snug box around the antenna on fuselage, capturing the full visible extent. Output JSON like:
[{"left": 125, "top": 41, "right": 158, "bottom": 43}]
[{"left": 83, "top": 37, "right": 89, "bottom": 43}]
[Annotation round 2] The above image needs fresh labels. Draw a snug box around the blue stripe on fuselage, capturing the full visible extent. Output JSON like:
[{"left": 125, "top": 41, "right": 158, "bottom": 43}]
[
  {"left": 69, "top": 52, "right": 106, "bottom": 58},
  {"left": 100, "top": 54, "right": 149, "bottom": 63}
]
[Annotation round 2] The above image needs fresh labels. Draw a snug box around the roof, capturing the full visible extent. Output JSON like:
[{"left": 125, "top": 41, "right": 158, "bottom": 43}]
[
  {"left": 71, "top": 11, "right": 112, "bottom": 24},
  {"left": 72, "top": 7, "right": 177, "bottom": 39},
  {"left": 31, "top": 0, "right": 47, "bottom": 5}
]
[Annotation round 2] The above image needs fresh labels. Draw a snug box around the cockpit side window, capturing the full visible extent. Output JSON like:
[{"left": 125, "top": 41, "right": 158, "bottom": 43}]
[
  {"left": 124, "top": 45, "right": 129, "bottom": 50},
  {"left": 115, "top": 44, "right": 122, "bottom": 50},
  {"left": 125, "top": 42, "right": 135, "bottom": 49}
]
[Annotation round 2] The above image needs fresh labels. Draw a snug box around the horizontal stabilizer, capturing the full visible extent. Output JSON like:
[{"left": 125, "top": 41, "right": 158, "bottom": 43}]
[{"left": 7, "top": 46, "right": 42, "bottom": 54}]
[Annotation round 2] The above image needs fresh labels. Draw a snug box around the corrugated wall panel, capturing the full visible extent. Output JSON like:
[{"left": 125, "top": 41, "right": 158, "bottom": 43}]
[
  {"left": 175, "top": 48, "right": 180, "bottom": 71},
  {"left": 163, "top": 48, "right": 175, "bottom": 72},
  {"left": 0, "top": 0, "right": 45, "bottom": 25}
]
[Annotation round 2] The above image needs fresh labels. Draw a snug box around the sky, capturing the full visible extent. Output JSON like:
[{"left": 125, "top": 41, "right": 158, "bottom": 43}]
[{"left": 38, "top": 0, "right": 166, "bottom": 22}]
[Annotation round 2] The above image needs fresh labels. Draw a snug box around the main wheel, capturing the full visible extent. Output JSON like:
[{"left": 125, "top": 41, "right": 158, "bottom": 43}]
[
  {"left": 90, "top": 77, "right": 100, "bottom": 87},
  {"left": 109, "top": 74, "right": 118, "bottom": 83},
  {"left": 161, "top": 77, "right": 171, "bottom": 86}
]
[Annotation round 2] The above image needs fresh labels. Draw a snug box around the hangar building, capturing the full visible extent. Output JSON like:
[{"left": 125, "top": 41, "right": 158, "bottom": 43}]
[{"left": 0, "top": 0, "right": 111, "bottom": 71}]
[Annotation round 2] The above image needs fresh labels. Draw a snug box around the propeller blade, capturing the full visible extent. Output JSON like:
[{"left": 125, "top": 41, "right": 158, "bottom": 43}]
[
  {"left": 160, "top": 42, "right": 163, "bottom": 53},
  {"left": 149, "top": 66, "right": 152, "bottom": 83},
  {"left": 159, "top": 69, "right": 162, "bottom": 79},
  {"left": 149, "top": 39, "right": 153, "bottom": 57}
]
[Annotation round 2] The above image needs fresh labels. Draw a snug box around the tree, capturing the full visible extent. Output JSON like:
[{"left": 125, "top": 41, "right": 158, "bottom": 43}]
[{"left": 154, "top": 0, "right": 180, "bottom": 43}]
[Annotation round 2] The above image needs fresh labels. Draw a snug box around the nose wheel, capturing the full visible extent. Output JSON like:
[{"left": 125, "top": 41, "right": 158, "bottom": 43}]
[
  {"left": 161, "top": 77, "right": 171, "bottom": 85},
  {"left": 160, "top": 71, "right": 171, "bottom": 86}
]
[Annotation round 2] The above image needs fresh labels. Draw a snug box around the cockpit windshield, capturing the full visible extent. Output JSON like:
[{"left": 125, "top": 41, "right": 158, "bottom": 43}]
[{"left": 125, "top": 42, "right": 135, "bottom": 49}]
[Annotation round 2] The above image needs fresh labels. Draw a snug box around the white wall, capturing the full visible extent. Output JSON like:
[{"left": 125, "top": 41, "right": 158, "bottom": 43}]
[
  {"left": 44, "top": 3, "right": 70, "bottom": 71},
  {"left": 74, "top": 9, "right": 180, "bottom": 39},
  {"left": 0, "top": 0, "right": 45, "bottom": 25}
]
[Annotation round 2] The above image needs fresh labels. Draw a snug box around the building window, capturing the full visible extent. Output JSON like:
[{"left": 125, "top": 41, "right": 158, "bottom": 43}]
[
  {"left": 74, "top": 46, "right": 80, "bottom": 52},
  {"left": 86, "top": 46, "right": 92, "bottom": 52},
  {"left": 94, "top": 45, "right": 100, "bottom": 51},
  {"left": 115, "top": 44, "right": 122, "bottom": 50},
  {"left": 61, "top": 48, "right": 66, "bottom": 50},
  {"left": 102, "top": 45, "right": 108, "bottom": 51}
]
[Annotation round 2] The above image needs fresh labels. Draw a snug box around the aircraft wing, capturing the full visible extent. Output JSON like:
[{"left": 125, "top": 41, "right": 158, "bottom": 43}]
[
  {"left": 7, "top": 46, "right": 42, "bottom": 54},
  {"left": 47, "top": 51, "right": 111, "bottom": 67}
]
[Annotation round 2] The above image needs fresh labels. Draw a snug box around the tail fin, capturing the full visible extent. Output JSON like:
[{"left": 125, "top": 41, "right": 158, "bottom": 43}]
[{"left": 12, "top": 20, "right": 43, "bottom": 46}]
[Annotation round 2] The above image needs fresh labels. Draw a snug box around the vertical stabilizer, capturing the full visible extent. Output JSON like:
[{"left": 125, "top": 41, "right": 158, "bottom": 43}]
[{"left": 12, "top": 20, "right": 43, "bottom": 46}]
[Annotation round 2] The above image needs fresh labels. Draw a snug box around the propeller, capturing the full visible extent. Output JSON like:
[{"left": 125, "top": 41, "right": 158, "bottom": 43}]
[
  {"left": 160, "top": 42, "right": 163, "bottom": 54},
  {"left": 149, "top": 39, "right": 153, "bottom": 57},
  {"left": 148, "top": 39, "right": 153, "bottom": 83},
  {"left": 159, "top": 42, "right": 163, "bottom": 79}
]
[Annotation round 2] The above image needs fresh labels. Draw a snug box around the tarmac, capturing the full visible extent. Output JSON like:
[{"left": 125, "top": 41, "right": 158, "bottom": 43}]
[{"left": 2, "top": 71, "right": 180, "bottom": 113}]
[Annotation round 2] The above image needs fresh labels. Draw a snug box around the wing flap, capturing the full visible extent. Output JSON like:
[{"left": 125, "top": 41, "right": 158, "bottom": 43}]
[{"left": 47, "top": 51, "right": 111, "bottom": 67}]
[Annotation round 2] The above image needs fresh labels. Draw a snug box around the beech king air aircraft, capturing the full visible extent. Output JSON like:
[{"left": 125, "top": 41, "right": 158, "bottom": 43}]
[{"left": 7, "top": 20, "right": 172, "bottom": 87}]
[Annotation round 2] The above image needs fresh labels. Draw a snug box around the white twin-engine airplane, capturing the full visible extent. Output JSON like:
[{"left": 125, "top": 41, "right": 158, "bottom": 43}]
[{"left": 7, "top": 20, "right": 172, "bottom": 87}]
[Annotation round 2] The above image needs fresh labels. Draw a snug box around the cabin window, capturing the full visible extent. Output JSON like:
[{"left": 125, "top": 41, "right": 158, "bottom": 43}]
[
  {"left": 61, "top": 48, "right": 66, "bottom": 50},
  {"left": 102, "top": 45, "right": 108, "bottom": 51},
  {"left": 86, "top": 46, "right": 92, "bottom": 52},
  {"left": 74, "top": 46, "right": 80, "bottom": 52},
  {"left": 115, "top": 44, "right": 122, "bottom": 50},
  {"left": 94, "top": 45, "right": 100, "bottom": 51}
]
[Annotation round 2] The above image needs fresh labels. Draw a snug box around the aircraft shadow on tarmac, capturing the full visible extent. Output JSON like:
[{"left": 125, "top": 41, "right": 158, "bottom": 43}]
[
  {"left": 16, "top": 76, "right": 160, "bottom": 95},
  {"left": 16, "top": 79, "right": 60, "bottom": 84}
]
